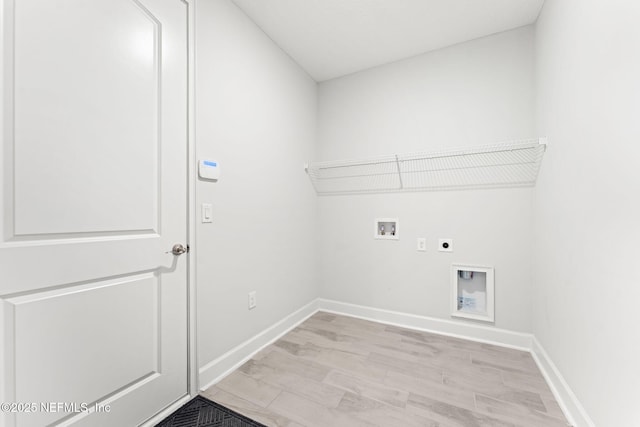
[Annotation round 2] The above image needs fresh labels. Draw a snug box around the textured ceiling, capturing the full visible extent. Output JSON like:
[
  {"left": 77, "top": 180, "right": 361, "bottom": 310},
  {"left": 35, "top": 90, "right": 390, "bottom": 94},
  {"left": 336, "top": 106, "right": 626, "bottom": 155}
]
[{"left": 232, "top": 0, "right": 545, "bottom": 81}]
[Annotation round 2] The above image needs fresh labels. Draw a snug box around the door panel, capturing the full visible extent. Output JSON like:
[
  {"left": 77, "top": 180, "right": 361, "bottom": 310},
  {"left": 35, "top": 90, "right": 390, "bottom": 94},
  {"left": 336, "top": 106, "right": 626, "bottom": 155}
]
[
  {"left": 9, "top": 275, "right": 158, "bottom": 426},
  {"left": 13, "top": 0, "right": 160, "bottom": 236},
  {"left": 0, "top": 0, "right": 189, "bottom": 425}
]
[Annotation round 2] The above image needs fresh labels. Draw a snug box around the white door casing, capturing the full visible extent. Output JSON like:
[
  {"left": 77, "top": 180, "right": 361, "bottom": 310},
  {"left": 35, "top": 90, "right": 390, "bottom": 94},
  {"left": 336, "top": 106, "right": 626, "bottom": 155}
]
[{"left": 1, "top": 0, "right": 189, "bottom": 426}]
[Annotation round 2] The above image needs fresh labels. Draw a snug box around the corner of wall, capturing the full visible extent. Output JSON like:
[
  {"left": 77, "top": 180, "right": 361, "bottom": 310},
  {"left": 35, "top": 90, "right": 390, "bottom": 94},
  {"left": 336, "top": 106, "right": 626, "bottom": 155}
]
[
  {"left": 531, "top": 337, "right": 596, "bottom": 427},
  {"left": 199, "top": 299, "right": 319, "bottom": 391}
]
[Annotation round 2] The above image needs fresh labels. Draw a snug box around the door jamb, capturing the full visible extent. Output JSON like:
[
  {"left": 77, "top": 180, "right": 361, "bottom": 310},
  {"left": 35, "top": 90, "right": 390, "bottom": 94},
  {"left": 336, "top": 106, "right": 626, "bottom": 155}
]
[
  {"left": 138, "top": 1, "right": 198, "bottom": 424},
  {"left": 186, "top": 0, "right": 198, "bottom": 398}
]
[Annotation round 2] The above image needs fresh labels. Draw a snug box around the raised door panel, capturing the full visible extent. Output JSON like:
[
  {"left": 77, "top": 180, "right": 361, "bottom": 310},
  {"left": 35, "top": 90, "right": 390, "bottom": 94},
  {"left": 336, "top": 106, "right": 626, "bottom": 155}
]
[
  {"left": 7, "top": 275, "right": 157, "bottom": 426},
  {"left": 11, "top": 0, "right": 160, "bottom": 236}
]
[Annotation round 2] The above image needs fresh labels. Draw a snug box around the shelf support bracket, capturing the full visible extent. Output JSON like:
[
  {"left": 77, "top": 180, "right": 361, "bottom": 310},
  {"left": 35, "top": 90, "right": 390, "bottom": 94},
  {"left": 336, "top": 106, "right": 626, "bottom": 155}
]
[{"left": 395, "top": 155, "right": 403, "bottom": 189}]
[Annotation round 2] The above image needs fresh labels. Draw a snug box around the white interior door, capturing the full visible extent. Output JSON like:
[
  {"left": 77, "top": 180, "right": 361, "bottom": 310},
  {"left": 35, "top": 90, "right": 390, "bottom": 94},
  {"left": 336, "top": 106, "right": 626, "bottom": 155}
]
[{"left": 0, "top": 0, "right": 189, "bottom": 426}]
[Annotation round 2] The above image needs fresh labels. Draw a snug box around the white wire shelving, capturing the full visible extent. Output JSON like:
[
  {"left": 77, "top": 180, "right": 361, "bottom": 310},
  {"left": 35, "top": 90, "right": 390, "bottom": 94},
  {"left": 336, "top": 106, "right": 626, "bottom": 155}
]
[{"left": 305, "top": 138, "right": 547, "bottom": 195}]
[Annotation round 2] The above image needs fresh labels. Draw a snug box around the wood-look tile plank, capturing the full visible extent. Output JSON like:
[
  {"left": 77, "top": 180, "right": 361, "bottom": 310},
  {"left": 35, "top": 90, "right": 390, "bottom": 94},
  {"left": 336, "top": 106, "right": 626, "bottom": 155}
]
[
  {"left": 252, "top": 346, "right": 276, "bottom": 360},
  {"left": 471, "top": 351, "right": 540, "bottom": 375},
  {"left": 278, "top": 342, "right": 388, "bottom": 382},
  {"left": 278, "top": 330, "right": 313, "bottom": 346},
  {"left": 284, "top": 327, "right": 371, "bottom": 356},
  {"left": 311, "top": 312, "right": 337, "bottom": 322},
  {"left": 258, "top": 347, "right": 331, "bottom": 382},
  {"left": 394, "top": 338, "right": 475, "bottom": 369},
  {"left": 383, "top": 370, "right": 475, "bottom": 411},
  {"left": 482, "top": 388, "right": 546, "bottom": 413},
  {"left": 442, "top": 367, "right": 510, "bottom": 394},
  {"left": 268, "top": 391, "right": 374, "bottom": 427},
  {"left": 201, "top": 386, "right": 220, "bottom": 400},
  {"left": 445, "top": 337, "right": 526, "bottom": 359},
  {"left": 323, "top": 370, "right": 408, "bottom": 409},
  {"left": 440, "top": 359, "right": 504, "bottom": 382},
  {"left": 301, "top": 317, "right": 402, "bottom": 349},
  {"left": 202, "top": 387, "right": 299, "bottom": 427},
  {"left": 407, "top": 392, "right": 517, "bottom": 427},
  {"left": 297, "top": 323, "right": 360, "bottom": 344},
  {"left": 273, "top": 339, "right": 321, "bottom": 357},
  {"left": 443, "top": 369, "right": 547, "bottom": 412},
  {"left": 215, "top": 371, "right": 282, "bottom": 408},
  {"left": 336, "top": 391, "right": 447, "bottom": 427},
  {"left": 368, "top": 351, "right": 444, "bottom": 383},
  {"left": 541, "top": 394, "right": 567, "bottom": 420},
  {"left": 501, "top": 370, "right": 554, "bottom": 395},
  {"left": 359, "top": 338, "right": 445, "bottom": 363},
  {"left": 328, "top": 315, "right": 388, "bottom": 333},
  {"left": 317, "top": 351, "right": 389, "bottom": 382},
  {"left": 240, "top": 359, "right": 345, "bottom": 408},
  {"left": 383, "top": 325, "right": 451, "bottom": 344},
  {"left": 474, "top": 393, "right": 568, "bottom": 427}
]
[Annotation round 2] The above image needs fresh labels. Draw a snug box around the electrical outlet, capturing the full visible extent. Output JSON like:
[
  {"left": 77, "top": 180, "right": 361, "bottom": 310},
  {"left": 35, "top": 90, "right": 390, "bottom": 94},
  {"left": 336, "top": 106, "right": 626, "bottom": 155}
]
[
  {"left": 438, "top": 238, "right": 453, "bottom": 252},
  {"left": 417, "top": 238, "right": 426, "bottom": 251},
  {"left": 248, "top": 291, "right": 256, "bottom": 309}
]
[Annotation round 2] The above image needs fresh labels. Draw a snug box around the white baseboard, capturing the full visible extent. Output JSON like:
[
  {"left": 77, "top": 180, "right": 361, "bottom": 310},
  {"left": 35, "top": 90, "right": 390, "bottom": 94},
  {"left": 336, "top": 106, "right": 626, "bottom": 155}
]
[
  {"left": 139, "top": 395, "right": 192, "bottom": 427},
  {"left": 531, "top": 337, "right": 595, "bottom": 427},
  {"left": 198, "top": 299, "right": 319, "bottom": 391},
  {"left": 317, "top": 298, "right": 533, "bottom": 351}
]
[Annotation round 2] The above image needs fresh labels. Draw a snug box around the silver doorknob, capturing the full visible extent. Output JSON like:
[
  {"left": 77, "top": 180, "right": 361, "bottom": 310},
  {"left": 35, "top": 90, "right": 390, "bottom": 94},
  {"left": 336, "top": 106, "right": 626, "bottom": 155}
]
[{"left": 171, "top": 244, "right": 188, "bottom": 255}]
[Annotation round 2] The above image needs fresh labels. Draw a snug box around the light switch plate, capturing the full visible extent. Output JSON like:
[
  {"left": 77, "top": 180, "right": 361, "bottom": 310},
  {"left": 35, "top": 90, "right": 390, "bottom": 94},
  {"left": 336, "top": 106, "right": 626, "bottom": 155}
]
[
  {"left": 248, "top": 291, "right": 256, "bottom": 310},
  {"left": 201, "top": 203, "right": 212, "bottom": 223},
  {"left": 417, "top": 238, "right": 426, "bottom": 251}
]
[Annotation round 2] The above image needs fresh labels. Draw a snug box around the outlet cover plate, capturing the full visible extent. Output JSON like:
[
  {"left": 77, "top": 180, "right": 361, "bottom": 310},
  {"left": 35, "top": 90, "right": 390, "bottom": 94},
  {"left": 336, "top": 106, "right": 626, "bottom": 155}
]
[
  {"left": 439, "top": 238, "right": 453, "bottom": 252},
  {"left": 248, "top": 291, "right": 256, "bottom": 309},
  {"left": 417, "top": 238, "right": 426, "bottom": 251}
]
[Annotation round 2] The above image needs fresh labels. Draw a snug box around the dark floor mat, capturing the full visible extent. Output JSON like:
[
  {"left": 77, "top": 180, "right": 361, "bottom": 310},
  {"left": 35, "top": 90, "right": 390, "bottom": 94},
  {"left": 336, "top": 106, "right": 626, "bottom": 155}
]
[{"left": 155, "top": 395, "right": 267, "bottom": 427}]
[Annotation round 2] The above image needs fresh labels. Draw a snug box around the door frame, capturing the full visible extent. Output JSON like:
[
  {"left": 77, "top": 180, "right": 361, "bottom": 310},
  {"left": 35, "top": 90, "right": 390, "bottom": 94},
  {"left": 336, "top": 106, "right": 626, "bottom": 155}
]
[
  {"left": 140, "top": 0, "right": 199, "bottom": 424},
  {"left": 186, "top": 0, "right": 199, "bottom": 401}
]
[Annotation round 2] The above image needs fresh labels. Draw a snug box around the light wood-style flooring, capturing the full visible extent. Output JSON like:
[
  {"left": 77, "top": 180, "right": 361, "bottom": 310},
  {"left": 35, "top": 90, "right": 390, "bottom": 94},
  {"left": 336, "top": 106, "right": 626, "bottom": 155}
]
[{"left": 202, "top": 312, "right": 569, "bottom": 427}]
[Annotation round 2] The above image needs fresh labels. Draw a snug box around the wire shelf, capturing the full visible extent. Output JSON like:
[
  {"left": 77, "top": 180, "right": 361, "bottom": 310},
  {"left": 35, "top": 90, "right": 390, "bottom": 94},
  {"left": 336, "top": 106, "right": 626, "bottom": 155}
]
[{"left": 306, "top": 138, "right": 547, "bottom": 195}]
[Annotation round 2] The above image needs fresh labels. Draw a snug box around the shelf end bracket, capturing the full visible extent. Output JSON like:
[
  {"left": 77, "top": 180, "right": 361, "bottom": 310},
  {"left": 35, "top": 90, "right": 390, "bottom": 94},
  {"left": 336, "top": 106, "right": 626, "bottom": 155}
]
[{"left": 395, "top": 155, "right": 404, "bottom": 189}]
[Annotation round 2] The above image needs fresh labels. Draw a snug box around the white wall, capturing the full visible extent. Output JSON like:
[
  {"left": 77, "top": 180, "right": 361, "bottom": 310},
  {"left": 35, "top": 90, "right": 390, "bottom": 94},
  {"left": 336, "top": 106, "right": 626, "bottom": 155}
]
[
  {"left": 195, "top": 0, "right": 318, "bottom": 371},
  {"left": 317, "top": 27, "right": 536, "bottom": 332},
  {"left": 534, "top": 1, "right": 640, "bottom": 425}
]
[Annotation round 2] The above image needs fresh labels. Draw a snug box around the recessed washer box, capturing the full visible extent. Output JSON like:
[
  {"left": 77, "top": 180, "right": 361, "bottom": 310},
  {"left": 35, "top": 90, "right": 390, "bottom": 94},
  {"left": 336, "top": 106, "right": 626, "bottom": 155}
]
[
  {"left": 451, "top": 264, "right": 494, "bottom": 323},
  {"left": 374, "top": 218, "right": 399, "bottom": 240}
]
